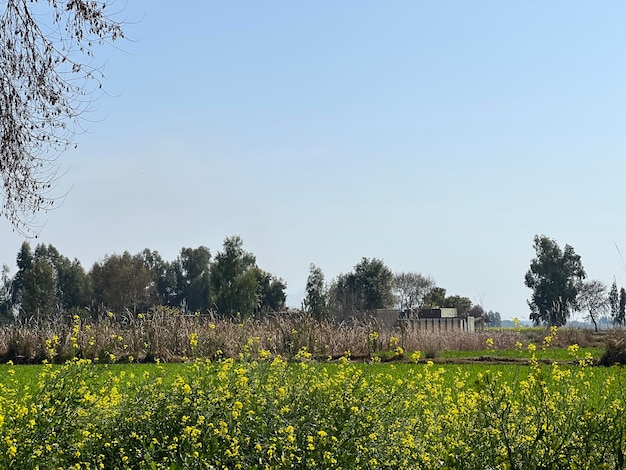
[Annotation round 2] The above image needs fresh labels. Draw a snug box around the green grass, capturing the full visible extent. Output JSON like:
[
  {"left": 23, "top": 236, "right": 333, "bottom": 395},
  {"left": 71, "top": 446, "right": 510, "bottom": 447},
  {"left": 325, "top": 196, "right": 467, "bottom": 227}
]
[{"left": 437, "top": 346, "right": 603, "bottom": 361}]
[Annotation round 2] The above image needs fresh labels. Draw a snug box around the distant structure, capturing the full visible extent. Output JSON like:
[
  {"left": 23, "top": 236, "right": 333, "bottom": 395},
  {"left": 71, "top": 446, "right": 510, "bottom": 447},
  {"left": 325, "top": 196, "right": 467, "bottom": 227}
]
[{"left": 367, "top": 307, "right": 476, "bottom": 332}]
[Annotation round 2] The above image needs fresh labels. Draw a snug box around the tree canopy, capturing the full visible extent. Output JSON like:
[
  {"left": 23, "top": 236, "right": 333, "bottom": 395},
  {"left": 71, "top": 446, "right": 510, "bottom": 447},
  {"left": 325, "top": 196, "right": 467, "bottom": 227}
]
[
  {"left": 10, "top": 242, "right": 89, "bottom": 319},
  {"left": 486, "top": 310, "right": 502, "bottom": 327},
  {"left": 91, "top": 252, "right": 154, "bottom": 315},
  {"left": 422, "top": 287, "right": 444, "bottom": 308},
  {"left": 525, "top": 235, "right": 586, "bottom": 327},
  {"left": 393, "top": 272, "right": 434, "bottom": 310},
  {"left": 304, "top": 263, "right": 330, "bottom": 321},
  {"left": 577, "top": 279, "right": 608, "bottom": 332},
  {"left": 210, "top": 236, "right": 259, "bottom": 318},
  {"left": 330, "top": 257, "right": 394, "bottom": 320},
  {"left": 1, "top": 0, "right": 124, "bottom": 233}
]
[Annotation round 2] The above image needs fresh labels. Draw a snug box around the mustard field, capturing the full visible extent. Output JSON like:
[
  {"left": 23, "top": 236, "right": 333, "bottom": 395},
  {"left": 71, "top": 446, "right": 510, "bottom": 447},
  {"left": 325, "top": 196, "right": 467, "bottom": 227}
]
[{"left": 0, "top": 349, "right": 625, "bottom": 470}]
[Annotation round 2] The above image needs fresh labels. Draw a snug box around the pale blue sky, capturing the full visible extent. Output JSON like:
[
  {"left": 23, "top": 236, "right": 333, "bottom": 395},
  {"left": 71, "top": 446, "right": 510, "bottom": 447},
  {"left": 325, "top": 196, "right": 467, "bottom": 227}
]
[{"left": 3, "top": 1, "right": 626, "bottom": 320}]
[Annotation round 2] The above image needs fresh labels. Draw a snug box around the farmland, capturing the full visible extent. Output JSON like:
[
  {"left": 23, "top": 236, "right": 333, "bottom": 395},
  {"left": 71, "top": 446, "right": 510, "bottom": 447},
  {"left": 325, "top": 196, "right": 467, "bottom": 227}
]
[{"left": 0, "top": 322, "right": 625, "bottom": 469}]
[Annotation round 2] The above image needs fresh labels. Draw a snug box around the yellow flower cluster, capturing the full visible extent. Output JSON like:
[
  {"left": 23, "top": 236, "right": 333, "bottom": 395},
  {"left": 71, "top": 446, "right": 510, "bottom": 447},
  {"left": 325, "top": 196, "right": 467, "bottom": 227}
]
[
  {"left": 0, "top": 351, "right": 624, "bottom": 468},
  {"left": 189, "top": 333, "right": 199, "bottom": 352}
]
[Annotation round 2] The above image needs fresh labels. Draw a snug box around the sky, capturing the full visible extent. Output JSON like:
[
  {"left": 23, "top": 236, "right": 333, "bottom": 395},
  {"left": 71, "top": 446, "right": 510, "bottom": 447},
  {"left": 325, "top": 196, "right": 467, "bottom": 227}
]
[{"left": 3, "top": 1, "right": 626, "bottom": 320}]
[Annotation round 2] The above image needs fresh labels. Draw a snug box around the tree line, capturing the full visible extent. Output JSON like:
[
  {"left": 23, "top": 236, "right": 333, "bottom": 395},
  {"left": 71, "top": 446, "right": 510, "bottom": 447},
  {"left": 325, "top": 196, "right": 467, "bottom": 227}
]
[
  {"left": 5, "top": 233, "right": 616, "bottom": 329},
  {"left": 0, "top": 237, "right": 494, "bottom": 324},
  {"left": 303, "top": 258, "right": 490, "bottom": 323},
  {"left": 525, "top": 234, "right": 626, "bottom": 331},
  {"left": 0, "top": 236, "right": 286, "bottom": 322}
]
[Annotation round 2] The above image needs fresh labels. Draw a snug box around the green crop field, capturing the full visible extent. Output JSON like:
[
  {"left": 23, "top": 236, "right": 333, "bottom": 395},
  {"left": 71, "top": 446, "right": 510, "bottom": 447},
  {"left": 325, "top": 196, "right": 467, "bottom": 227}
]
[
  {"left": 436, "top": 345, "right": 603, "bottom": 361},
  {"left": 1, "top": 348, "right": 625, "bottom": 470}
]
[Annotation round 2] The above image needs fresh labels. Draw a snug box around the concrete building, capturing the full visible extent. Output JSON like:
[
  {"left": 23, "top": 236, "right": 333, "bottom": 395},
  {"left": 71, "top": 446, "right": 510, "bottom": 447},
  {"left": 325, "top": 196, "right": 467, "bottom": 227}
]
[{"left": 367, "top": 307, "right": 476, "bottom": 332}]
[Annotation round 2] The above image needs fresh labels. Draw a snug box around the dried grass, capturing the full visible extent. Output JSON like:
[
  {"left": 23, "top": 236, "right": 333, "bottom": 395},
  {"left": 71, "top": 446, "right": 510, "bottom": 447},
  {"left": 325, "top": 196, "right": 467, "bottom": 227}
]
[
  {"left": 599, "top": 331, "right": 626, "bottom": 366},
  {"left": 0, "top": 308, "right": 605, "bottom": 363}
]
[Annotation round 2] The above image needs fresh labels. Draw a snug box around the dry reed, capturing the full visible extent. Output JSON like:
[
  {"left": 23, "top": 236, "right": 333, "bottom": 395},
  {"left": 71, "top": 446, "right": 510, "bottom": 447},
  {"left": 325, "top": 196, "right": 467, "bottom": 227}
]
[{"left": 0, "top": 307, "right": 601, "bottom": 363}]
